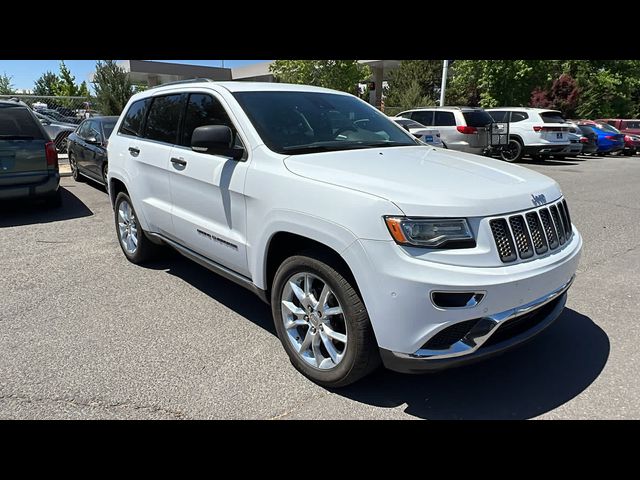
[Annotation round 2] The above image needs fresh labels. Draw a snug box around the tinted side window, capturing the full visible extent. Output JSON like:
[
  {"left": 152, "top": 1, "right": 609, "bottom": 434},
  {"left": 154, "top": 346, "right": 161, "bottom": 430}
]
[
  {"left": 540, "top": 111, "right": 566, "bottom": 123},
  {"left": 0, "top": 105, "right": 45, "bottom": 139},
  {"left": 510, "top": 112, "right": 529, "bottom": 122},
  {"left": 144, "top": 94, "right": 184, "bottom": 144},
  {"left": 76, "top": 120, "right": 91, "bottom": 138},
  {"left": 411, "top": 111, "right": 434, "bottom": 126},
  {"left": 488, "top": 111, "right": 507, "bottom": 122},
  {"left": 181, "top": 93, "right": 237, "bottom": 147},
  {"left": 462, "top": 110, "right": 493, "bottom": 127},
  {"left": 87, "top": 121, "right": 102, "bottom": 141},
  {"left": 434, "top": 111, "right": 456, "bottom": 126},
  {"left": 119, "top": 98, "right": 150, "bottom": 137}
]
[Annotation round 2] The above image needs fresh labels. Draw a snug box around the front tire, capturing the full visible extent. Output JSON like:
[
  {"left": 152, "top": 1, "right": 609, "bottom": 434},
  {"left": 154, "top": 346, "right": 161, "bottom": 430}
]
[
  {"left": 271, "top": 252, "right": 380, "bottom": 387},
  {"left": 114, "top": 192, "right": 159, "bottom": 264}
]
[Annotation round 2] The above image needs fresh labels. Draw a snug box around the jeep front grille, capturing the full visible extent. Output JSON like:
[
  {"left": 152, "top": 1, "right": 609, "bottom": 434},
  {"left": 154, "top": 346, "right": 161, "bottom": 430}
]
[{"left": 490, "top": 199, "right": 573, "bottom": 263}]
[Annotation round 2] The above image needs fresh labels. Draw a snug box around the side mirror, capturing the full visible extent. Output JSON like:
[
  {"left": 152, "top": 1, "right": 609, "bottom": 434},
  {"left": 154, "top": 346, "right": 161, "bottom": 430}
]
[
  {"left": 86, "top": 136, "right": 100, "bottom": 144},
  {"left": 191, "top": 125, "right": 244, "bottom": 160}
]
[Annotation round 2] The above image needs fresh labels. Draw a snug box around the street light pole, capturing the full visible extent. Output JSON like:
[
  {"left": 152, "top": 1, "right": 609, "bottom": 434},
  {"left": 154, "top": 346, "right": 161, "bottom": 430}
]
[{"left": 439, "top": 59, "right": 449, "bottom": 107}]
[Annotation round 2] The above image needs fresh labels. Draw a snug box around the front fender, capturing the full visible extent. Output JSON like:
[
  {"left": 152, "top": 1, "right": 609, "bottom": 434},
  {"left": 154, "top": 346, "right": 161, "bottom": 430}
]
[{"left": 250, "top": 210, "right": 359, "bottom": 290}]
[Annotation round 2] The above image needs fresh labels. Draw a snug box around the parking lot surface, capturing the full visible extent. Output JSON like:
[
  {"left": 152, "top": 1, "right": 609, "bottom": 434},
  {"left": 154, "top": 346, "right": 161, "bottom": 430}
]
[{"left": 1, "top": 155, "right": 639, "bottom": 419}]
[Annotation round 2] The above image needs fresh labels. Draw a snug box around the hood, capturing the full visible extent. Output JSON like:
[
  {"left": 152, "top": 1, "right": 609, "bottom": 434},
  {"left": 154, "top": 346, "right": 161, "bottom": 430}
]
[{"left": 284, "top": 146, "right": 561, "bottom": 217}]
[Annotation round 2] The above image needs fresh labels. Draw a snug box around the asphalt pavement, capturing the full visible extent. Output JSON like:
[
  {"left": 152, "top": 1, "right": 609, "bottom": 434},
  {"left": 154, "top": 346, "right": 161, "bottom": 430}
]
[{"left": 0, "top": 154, "right": 639, "bottom": 419}]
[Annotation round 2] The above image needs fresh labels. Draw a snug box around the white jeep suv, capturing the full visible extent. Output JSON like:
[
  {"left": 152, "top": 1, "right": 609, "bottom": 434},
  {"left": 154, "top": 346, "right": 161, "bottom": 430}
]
[
  {"left": 107, "top": 80, "right": 582, "bottom": 387},
  {"left": 486, "top": 108, "right": 571, "bottom": 162}
]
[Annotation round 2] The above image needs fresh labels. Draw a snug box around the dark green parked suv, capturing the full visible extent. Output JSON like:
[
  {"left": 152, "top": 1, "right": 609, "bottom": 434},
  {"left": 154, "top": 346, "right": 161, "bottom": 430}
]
[{"left": 0, "top": 99, "right": 61, "bottom": 207}]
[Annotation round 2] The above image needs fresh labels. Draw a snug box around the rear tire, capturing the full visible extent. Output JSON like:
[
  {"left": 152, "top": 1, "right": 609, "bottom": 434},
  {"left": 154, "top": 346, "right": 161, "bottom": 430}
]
[
  {"left": 114, "top": 192, "right": 160, "bottom": 264},
  {"left": 69, "top": 153, "right": 83, "bottom": 182},
  {"left": 271, "top": 252, "right": 380, "bottom": 387},
  {"left": 500, "top": 138, "right": 523, "bottom": 162},
  {"left": 102, "top": 163, "right": 109, "bottom": 194}
]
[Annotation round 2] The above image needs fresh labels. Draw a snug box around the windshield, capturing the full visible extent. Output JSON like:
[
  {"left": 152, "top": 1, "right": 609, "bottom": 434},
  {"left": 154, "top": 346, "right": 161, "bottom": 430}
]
[
  {"left": 233, "top": 91, "right": 418, "bottom": 154},
  {"left": 103, "top": 121, "right": 116, "bottom": 138}
]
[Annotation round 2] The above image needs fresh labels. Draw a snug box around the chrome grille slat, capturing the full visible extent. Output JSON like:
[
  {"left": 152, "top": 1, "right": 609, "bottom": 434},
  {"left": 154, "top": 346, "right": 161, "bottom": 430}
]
[{"left": 490, "top": 200, "right": 572, "bottom": 263}]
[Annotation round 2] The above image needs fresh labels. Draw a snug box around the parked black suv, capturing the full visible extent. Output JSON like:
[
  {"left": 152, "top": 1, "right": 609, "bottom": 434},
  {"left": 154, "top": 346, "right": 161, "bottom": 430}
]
[{"left": 0, "top": 99, "right": 61, "bottom": 206}]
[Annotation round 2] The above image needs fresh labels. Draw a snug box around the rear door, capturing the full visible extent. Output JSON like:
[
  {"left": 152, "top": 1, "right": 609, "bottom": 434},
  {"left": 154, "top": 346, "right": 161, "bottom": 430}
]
[
  {"left": 539, "top": 111, "right": 570, "bottom": 143},
  {"left": 117, "top": 96, "right": 179, "bottom": 237},
  {"left": 0, "top": 104, "right": 49, "bottom": 187},
  {"left": 409, "top": 110, "right": 434, "bottom": 127},
  {"left": 462, "top": 110, "right": 493, "bottom": 148}
]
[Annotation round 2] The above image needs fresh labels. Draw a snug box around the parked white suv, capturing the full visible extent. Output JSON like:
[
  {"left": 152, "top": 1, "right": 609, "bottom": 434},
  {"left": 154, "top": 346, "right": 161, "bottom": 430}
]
[
  {"left": 486, "top": 108, "right": 571, "bottom": 162},
  {"left": 396, "top": 106, "right": 494, "bottom": 155},
  {"left": 107, "top": 80, "right": 582, "bottom": 387}
]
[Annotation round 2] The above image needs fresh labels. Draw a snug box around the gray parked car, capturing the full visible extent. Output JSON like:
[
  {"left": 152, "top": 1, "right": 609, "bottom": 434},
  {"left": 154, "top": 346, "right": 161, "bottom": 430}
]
[
  {"left": 34, "top": 111, "right": 77, "bottom": 152},
  {"left": 0, "top": 99, "right": 61, "bottom": 206}
]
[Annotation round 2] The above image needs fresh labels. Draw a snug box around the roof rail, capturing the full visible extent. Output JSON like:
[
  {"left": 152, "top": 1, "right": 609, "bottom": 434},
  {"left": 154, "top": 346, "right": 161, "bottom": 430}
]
[{"left": 149, "top": 78, "right": 216, "bottom": 89}]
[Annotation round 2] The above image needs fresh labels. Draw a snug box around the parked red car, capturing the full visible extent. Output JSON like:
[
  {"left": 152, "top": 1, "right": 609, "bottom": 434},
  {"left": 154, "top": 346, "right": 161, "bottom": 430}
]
[{"left": 597, "top": 118, "right": 640, "bottom": 135}]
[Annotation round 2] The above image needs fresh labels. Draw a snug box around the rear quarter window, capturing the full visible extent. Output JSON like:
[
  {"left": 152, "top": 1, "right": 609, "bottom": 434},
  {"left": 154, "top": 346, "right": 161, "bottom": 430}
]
[
  {"left": 0, "top": 105, "right": 45, "bottom": 139},
  {"left": 434, "top": 111, "right": 456, "bottom": 126}
]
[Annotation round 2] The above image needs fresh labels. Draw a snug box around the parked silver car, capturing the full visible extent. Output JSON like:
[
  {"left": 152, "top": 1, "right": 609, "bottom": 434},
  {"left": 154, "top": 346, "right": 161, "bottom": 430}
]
[
  {"left": 34, "top": 111, "right": 77, "bottom": 152},
  {"left": 396, "top": 106, "right": 494, "bottom": 155}
]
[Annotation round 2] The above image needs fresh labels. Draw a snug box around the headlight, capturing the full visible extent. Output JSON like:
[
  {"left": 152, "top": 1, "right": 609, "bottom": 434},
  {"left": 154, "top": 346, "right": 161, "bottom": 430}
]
[{"left": 384, "top": 217, "right": 474, "bottom": 248}]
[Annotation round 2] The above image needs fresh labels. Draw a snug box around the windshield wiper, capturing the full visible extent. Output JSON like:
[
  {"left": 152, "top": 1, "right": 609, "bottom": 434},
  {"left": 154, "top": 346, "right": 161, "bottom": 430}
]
[{"left": 354, "top": 141, "right": 415, "bottom": 148}]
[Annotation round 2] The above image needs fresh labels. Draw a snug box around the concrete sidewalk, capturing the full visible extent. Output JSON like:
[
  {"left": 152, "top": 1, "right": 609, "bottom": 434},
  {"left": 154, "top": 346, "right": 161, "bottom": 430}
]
[{"left": 58, "top": 153, "right": 71, "bottom": 177}]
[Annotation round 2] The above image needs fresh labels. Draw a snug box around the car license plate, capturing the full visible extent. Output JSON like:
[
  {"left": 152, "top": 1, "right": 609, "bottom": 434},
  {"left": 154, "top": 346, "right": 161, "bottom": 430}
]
[
  {"left": 556, "top": 133, "right": 564, "bottom": 139},
  {"left": 425, "top": 135, "right": 433, "bottom": 143}
]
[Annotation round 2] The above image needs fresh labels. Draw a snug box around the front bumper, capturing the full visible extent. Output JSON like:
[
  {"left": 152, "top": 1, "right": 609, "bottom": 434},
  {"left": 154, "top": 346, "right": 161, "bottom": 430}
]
[
  {"left": 342, "top": 226, "right": 582, "bottom": 356},
  {"left": 379, "top": 277, "right": 571, "bottom": 373}
]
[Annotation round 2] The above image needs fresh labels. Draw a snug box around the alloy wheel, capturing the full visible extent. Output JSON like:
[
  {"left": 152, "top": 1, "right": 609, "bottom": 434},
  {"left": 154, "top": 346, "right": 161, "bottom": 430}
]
[{"left": 280, "top": 272, "right": 348, "bottom": 370}]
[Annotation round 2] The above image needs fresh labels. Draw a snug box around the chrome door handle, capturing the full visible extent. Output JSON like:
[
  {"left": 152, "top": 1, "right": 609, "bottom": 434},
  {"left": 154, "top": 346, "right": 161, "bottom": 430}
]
[
  {"left": 171, "top": 157, "right": 187, "bottom": 167},
  {"left": 128, "top": 147, "right": 140, "bottom": 157}
]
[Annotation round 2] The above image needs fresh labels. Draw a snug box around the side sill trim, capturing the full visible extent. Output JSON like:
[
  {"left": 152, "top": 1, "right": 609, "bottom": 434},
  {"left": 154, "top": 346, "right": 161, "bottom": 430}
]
[{"left": 147, "top": 232, "right": 269, "bottom": 304}]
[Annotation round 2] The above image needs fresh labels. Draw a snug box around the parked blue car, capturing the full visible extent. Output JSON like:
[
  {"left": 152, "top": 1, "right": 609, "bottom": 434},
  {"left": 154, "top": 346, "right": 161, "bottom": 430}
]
[{"left": 579, "top": 122, "right": 625, "bottom": 154}]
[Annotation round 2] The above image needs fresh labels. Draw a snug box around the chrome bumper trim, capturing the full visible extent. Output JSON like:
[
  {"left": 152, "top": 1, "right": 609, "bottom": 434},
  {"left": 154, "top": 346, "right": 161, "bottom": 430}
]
[{"left": 399, "top": 275, "right": 575, "bottom": 361}]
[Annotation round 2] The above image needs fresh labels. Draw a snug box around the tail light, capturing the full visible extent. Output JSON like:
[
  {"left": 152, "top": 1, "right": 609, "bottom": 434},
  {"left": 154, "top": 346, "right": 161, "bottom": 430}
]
[
  {"left": 45, "top": 141, "right": 58, "bottom": 169},
  {"left": 533, "top": 126, "right": 568, "bottom": 132},
  {"left": 533, "top": 126, "right": 543, "bottom": 132},
  {"left": 605, "top": 135, "right": 617, "bottom": 140},
  {"left": 624, "top": 135, "right": 632, "bottom": 142},
  {"left": 580, "top": 137, "right": 589, "bottom": 143},
  {"left": 456, "top": 126, "right": 477, "bottom": 134}
]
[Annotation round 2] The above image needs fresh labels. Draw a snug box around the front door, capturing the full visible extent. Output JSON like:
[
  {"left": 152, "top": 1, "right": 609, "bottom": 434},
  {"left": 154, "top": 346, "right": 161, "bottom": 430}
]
[{"left": 168, "top": 92, "right": 250, "bottom": 277}]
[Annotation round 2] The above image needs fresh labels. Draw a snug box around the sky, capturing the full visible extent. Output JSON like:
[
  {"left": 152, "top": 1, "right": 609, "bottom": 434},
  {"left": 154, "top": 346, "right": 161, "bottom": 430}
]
[{"left": 0, "top": 60, "right": 269, "bottom": 91}]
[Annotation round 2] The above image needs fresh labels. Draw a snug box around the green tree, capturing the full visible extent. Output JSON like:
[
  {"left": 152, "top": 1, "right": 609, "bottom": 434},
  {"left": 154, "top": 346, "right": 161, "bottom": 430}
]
[
  {"left": 54, "top": 61, "right": 89, "bottom": 97},
  {"left": 448, "top": 60, "right": 556, "bottom": 108},
  {"left": 269, "top": 60, "right": 369, "bottom": 93},
  {"left": 386, "top": 60, "right": 442, "bottom": 107},
  {"left": 0, "top": 73, "right": 14, "bottom": 95},
  {"left": 92, "top": 60, "right": 135, "bottom": 115},
  {"left": 33, "top": 71, "right": 61, "bottom": 96}
]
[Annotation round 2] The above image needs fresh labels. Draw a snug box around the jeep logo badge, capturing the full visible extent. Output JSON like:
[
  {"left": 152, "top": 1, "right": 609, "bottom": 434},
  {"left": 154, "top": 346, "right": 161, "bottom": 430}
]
[{"left": 531, "top": 193, "right": 546, "bottom": 206}]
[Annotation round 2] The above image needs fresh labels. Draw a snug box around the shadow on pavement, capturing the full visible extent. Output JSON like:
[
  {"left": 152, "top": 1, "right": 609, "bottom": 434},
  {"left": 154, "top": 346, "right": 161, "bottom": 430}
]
[
  {"left": 142, "top": 251, "right": 608, "bottom": 419},
  {"left": 145, "top": 252, "right": 275, "bottom": 335},
  {"left": 334, "top": 308, "right": 608, "bottom": 419},
  {"left": 0, "top": 187, "right": 93, "bottom": 228},
  {"left": 526, "top": 158, "right": 580, "bottom": 166}
]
